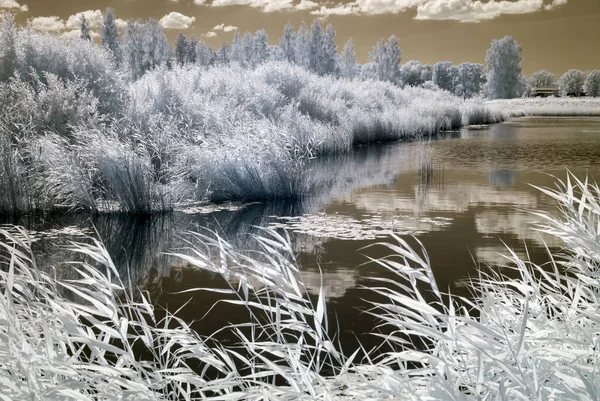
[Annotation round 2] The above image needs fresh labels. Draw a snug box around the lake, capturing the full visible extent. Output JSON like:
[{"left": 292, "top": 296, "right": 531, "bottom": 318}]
[{"left": 4, "top": 116, "right": 600, "bottom": 354}]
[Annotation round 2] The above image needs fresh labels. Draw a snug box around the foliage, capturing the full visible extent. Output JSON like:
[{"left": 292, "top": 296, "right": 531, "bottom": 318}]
[
  {"left": 584, "top": 70, "right": 600, "bottom": 97},
  {"left": 3, "top": 173, "right": 600, "bottom": 399},
  {"left": 530, "top": 69, "right": 556, "bottom": 88},
  {"left": 558, "top": 69, "right": 586, "bottom": 97},
  {"left": 486, "top": 36, "right": 522, "bottom": 99}
]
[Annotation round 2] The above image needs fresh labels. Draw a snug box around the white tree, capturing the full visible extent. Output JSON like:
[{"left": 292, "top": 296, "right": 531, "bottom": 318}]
[
  {"left": 558, "top": 69, "right": 586, "bottom": 96},
  {"left": 455, "top": 63, "right": 483, "bottom": 98},
  {"left": 229, "top": 31, "right": 246, "bottom": 66},
  {"left": 530, "top": 70, "right": 556, "bottom": 88},
  {"left": 340, "top": 38, "right": 357, "bottom": 79},
  {"left": 322, "top": 24, "right": 339, "bottom": 77},
  {"left": 143, "top": 19, "right": 171, "bottom": 71},
  {"left": 279, "top": 21, "right": 295, "bottom": 64},
  {"left": 400, "top": 60, "right": 429, "bottom": 87},
  {"left": 175, "top": 32, "right": 187, "bottom": 66},
  {"left": 252, "top": 30, "right": 269, "bottom": 67},
  {"left": 0, "top": 13, "right": 18, "bottom": 82},
  {"left": 186, "top": 35, "right": 198, "bottom": 64},
  {"left": 308, "top": 19, "right": 324, "bottom": 75},
  {"left": 294, "top": 21, "right": 310, "bottom": 69},
  {"left": 432, "top": 61, "right": 458, "bottom": 93},
  {"left": 584, "top": 70, "right": 600, "bottom": 97},
  {"left": 101, "top": 8, "right": 122, "bottom": 65},
  {"left": 124, "top": 20, "right": 145, "bottom": 80},
  {"left": 215, "top": 41, "right": 230, "bottom": 66},
  {"left": 485, "top": 36, "right": 522, "bottom": 99},
  {"left": 80, "top": 15, "right": 91, "bottom": 41},
  {"left": 368, "top": 35, "right": 401, "bottom": 84},
  {"left": 195, "top": 41, "right": 214, "bottom": 67}
]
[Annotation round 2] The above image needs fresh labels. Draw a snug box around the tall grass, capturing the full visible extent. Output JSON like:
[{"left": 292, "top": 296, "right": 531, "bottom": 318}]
[
  {"left": 0, "top": 25, "right": 519, "bottom": 214},
  {"left": 2, "top": 173, "right": 600, "bottom": 399}
]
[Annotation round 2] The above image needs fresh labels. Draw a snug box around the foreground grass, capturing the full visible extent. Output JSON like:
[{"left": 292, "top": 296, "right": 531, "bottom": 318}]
[{"left": 2, "top": 173, "right": 600, "bottom": 399}]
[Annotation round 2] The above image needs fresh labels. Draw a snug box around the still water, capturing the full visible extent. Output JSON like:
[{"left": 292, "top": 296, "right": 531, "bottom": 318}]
[{"left": 5, "top": 116, "right": 600, "bottom": 351}]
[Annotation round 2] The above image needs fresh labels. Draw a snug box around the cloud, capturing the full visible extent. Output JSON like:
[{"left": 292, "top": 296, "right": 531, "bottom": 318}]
[
  {"left": 159, "top": 11, "right": 196, "bottom": 29},
  {"left": 312, "top": 0, "right": 567, "bottom": 21},
  {"left": 415, "top": 0, "right": 546, "bottom": 22},
  {"left": 0, "top": 0, "right": 28, "bottom": 12},
  {"left": 30, "top": 16, "right": 65, "bottom": 32},
  {"left": 208, "top": 0, "right": 294, "bottom": 12},
  {"left": 193, "top": 0, "right": 207, "bottom": 4},
  {"left": 204, "top": 31, "right": 217, "bottom": 37},
  {"left": 65, "top": 10, "right": 104, "bottom": 30},
  {"left": 213, "top": 23, "right": 238, "bottom": 32},
  {"left": 295, "top": 0, "right": 319, "bottom": 10},
  {"left": 61, "top": 28, "right": 100, "bottom": 40}
]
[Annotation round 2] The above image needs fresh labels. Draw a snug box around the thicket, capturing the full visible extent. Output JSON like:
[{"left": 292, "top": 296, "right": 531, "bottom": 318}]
[{"left": 0, "top": 13, "right": 514, "bottom": 215}]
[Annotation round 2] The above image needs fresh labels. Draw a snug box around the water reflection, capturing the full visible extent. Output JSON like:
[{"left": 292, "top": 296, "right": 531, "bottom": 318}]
[{"left": 3, "top": 117, "right": 600, "bottom": 353}]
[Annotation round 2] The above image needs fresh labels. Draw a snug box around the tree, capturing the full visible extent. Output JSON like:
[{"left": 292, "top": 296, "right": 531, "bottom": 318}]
[
  {"left": 558, "top": 69, "right": 586, "bottom": 96},
  {"left": 368, "top": 35, "right": 401, "bottom": 84},
  {"left": 294, "top": 21, "right": 310, "bottom": 69},
  {"left": 215, "top": 41, "right": 230, "bottom": 66},
  {"left": 142, "top": 19, "right": 171, "bottom": 71},
  {"left": 101, "top": 8, "right": 122, "bottom": 65},
  {"left": 432, "top": 61, "right": 458, "bottom": 93},
  {"left": 80, "top": 15, "right": 91, "bottom": 41},
  {"left": 485, "top": 36, "right": 522, "bottom": 99},
  {"left": 186, "top": 35, "right": 198, "bottom": 64},
  {"left": 175, "top": 32, "right": 187, "bottom": 66},
  {"left": 124, "top": 20, "right": 145, "bottom": 80},
  {"left": 124, "top": 19, "right": 170, "bottom": 80},
  {"left": 279, "top": 21, "right": 295, "bottom": 64},
  {"left": 530, "top": 70, "right": 556, "bottom": 88},
  {"left": 322, "top": 24, "right": 339, "bottom": 77},
  {"left": 229, "top": 31, "right": 245, "bottom": 66},
  {"left": 455, "top": 63, "right": 484, "bottom": 98},
  {"left": 400, "top": 60, "right": 429, "bottom": 87},
  {"left": 584, "top": 70, "right": 600, "bottom": 97},
  {"left": 195, "top": 41, "right": 215, "bottom": 67},
  {"left": 308, "top": 19, "right": 324, "bottom": 75},
  {"left": 340, "top": 38, "right": 357, "bottom": 79},
  {"left": 252, "top": 30, "right": 269, "bottom": 67},
  {"left": 0, "top": 13, "right": 18, "bottom": 82}
]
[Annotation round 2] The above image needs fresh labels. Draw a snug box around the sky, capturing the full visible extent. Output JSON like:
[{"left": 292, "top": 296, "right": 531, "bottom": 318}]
[{"left": 3, "top": 0, "right": 599, "bottom": 76}]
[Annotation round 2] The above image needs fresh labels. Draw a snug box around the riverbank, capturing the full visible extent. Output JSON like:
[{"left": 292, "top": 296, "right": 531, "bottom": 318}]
[
  {"left": 1, "top": 173, "right": 598, "bottom": 400},
  {"left": 487, "top": 97, "right": 600, "bottom": 116},
  {"left": 0, "top": 30, "right": 516, "bottom": 216}
]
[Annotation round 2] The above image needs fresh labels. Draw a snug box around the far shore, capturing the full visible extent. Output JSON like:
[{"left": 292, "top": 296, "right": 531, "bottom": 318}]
[{"left": 487, "top": 97, "right": 600, "bottom": 117}]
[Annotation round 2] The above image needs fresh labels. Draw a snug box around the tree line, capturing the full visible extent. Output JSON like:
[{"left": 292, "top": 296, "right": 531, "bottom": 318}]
[{"left": 4, "top": 9, "right": 599, "bottom": 99}]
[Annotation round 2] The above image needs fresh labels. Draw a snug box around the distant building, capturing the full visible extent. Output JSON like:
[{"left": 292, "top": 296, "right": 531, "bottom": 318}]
[{"left": 533, "top": 87, "right": 559, "bottom": 97}]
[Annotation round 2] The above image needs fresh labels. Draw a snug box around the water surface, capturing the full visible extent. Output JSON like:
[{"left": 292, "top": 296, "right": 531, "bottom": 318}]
[{"left": 5, "top": 116, "right": 600, "bottom": 353}]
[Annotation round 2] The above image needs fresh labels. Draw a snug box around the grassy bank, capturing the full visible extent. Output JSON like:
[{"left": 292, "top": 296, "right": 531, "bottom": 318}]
[
  {"left": 1, "top": 173, "right": 600, "bottom": 399},
  {"left": 0, "top": 25, "right": 518, "bottom": 215},
  {"left": 487, "top": 97, "right": 600, "bottom": 117}
]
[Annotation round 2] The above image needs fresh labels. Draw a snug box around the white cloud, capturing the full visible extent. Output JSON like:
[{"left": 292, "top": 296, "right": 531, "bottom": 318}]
[
  {"left": 159, "top": 11, "right": 196, "bottom": 29},
  {"left": 204, "top": 31, "right": 217, "bottom": 37},
  {"left": 115, "top": 18, "right": 128, "bottom": 30},
  {"left": 193, "top": 0, "right": 207, "bottom": 4},
  {"left": 30, "top": 16, "right": 65, "bottom": 32},
  {"left": 61, "top": 28, "right": 100, "bottom": 40},
  {"left": 65, "top": 10, "right": 104, "bottom": 30},
  {"left": 295, "top": 0, "right": 319, "bottom": 10},
  {"left": 213, "top": 23, "right": 238, "bottom": 31},
  {"left": 210, "top": 0, "right": 294, "bottom": 12},
  {"left": 312, "top": 0, "right": 566, "bottom": 21},
  {"left": 0, "top": 0, "right": 28, "bottom": 12},
  {"left": 415, "top": 0, "right": 545, "bottom": 22}
]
